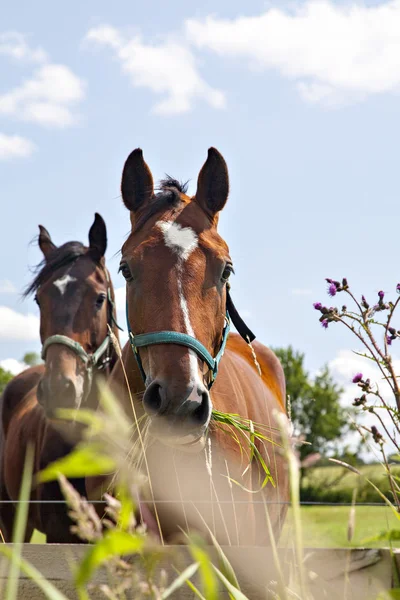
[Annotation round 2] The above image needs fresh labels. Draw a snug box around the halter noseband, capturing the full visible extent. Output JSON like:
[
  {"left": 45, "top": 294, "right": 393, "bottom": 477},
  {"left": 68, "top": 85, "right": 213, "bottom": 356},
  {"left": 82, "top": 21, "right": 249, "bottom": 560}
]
[
  {"left": 126, "top": 285, "right": 255, "bottom": 389},
  {"left": 40, "top": 269, "right": 122, "bottom": 398}
]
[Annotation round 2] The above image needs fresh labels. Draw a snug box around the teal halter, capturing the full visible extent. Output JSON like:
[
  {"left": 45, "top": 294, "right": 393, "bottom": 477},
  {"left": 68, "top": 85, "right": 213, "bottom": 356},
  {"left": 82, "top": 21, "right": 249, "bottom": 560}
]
[
  {"left": 41, "top": 269, "right": 122, "bottom": 398},
  {"left": 126, "top": 300, "right": 231, "bottom": 389}
]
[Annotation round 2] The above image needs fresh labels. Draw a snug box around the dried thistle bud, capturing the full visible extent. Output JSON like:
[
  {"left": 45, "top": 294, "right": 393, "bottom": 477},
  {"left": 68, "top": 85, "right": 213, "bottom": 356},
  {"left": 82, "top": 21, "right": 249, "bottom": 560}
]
[
  {"left": 353, "top": 395, "right": 367, "bottom": 407},
  {"left": 371, "top": 425, "right": 383, "bottom": 443},
  {"left": 361, "top": 295, "right": 369, "bottom": 309}
]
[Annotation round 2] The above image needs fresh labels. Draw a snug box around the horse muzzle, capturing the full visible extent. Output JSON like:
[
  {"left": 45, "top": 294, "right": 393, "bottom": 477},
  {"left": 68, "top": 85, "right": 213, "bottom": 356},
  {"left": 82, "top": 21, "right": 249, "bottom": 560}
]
[
  {"left": 142, "top": 378, "right": 212, "bottom": 450},
  {"left": 37, "top": 372, "right": 85, "bottom": 417}
]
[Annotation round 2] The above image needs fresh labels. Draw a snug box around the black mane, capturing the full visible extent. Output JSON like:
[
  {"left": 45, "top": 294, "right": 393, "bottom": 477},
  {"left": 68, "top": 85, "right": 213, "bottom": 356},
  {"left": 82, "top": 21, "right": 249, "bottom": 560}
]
[
  {"left": 24, "top": 241, "right": 87, "bottom": 297},
  {"left": 134, "top": 174, "right": 190, "bottom": 231},
  {"left": 158, "top": 175, "right": 189, "bottom": 195}
]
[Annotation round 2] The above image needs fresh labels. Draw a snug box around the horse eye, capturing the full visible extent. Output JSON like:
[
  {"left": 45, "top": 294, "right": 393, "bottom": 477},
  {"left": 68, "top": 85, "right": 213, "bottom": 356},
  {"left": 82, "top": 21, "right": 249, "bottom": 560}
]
[
  {"left": 119, "top": 263, "right": 132, "bottom": 282},
  {"left": 34, "top": 295, "right": 40, "bottom": 306},
  {"left": 221, "top": 265, "right": 234, "bottom": 283},
  {"left": 96, "top": 292, "right": 107, "bottom": 308}
]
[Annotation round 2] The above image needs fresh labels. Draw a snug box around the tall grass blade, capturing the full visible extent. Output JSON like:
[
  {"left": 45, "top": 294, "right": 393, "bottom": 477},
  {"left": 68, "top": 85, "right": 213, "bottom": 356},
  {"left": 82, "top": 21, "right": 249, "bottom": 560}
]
[
  {"left": 160, "top": 562, "right": 199, "bottom": 599},
  {"left": 211, "top": 565, "right": 250, "bottom": 600},
  {"left": 5, "top": 442, "right": 34, "bottom": 600}
]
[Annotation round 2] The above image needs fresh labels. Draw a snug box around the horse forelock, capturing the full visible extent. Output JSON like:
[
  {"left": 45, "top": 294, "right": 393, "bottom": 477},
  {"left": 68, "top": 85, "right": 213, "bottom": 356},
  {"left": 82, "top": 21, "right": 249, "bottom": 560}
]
[{"left": 24, "top": 242, "right": 94, "bottom": 298}]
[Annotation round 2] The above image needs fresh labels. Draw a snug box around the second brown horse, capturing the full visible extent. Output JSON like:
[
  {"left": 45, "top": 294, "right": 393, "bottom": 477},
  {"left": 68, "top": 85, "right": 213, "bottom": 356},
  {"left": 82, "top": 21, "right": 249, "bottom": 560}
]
[{"left": 0, "top": 214, "right": 119, "bottom": 542}]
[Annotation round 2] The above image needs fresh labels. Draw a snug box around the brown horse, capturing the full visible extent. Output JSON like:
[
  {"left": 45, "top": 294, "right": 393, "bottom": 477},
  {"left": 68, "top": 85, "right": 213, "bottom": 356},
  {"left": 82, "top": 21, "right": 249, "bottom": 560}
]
[
  {"left": 87, "top": 148, "right": 289, "bottom": 546},
  {"left": 0, "top": 214, "right": 120, "bottom": 542}
]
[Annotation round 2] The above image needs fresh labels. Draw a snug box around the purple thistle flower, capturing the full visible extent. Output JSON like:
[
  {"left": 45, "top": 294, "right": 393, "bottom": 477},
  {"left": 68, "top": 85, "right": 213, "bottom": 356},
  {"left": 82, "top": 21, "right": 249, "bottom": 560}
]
[
  {"left": 352, "top": 373, "right": 363, "bottom": 383},
  {"left": 378, "top": 290, "right": 385, "bottom": 301},
  {"left": 327, "top": 283, "right": 337, "bottom": 297},
  {"left": 313, "top": 302, "right": 323, "bottom": 311},
  {"left": 387, "top": 336, "right": 392, "bottom": 346},
  {"left": 321, "top": 319, "right": 329, "bottom": 329}
]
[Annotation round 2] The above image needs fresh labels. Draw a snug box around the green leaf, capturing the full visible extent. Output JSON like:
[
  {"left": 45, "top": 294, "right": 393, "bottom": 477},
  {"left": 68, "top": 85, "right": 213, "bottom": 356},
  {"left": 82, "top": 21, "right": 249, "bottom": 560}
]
[
  {"left": 160, "top": 563, "right": 199, "bottom": 599},
  {"left": 212, "top": 565, "right": 251, "bottom": 600},
  {"left": 75, "top": 530, "right": 144, "bottom": 590},
  {"left": 117, "top": 486, "right": 136, "bottom": 531},
  {"left": 362, "top": 529, "right": 400, "bottom": 544},
  {"left": 38, "top": 444, "right": 116, "bottom": 482},
  {"left": 0, "top": 546, "right": 69, "bottom": 600}
]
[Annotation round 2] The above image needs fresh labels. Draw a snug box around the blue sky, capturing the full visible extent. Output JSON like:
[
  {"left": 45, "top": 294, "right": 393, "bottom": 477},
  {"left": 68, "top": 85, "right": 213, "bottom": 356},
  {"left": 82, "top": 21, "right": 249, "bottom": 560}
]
[{"left": 1, "top": 0, "right": 400, "bottom": 438}]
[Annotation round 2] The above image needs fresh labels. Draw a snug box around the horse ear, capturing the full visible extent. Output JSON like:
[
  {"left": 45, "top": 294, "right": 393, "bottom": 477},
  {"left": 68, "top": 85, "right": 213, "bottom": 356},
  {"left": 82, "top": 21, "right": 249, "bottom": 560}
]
[
  {"left": 38, "top": 225, "right": 56, "bottom": 258},
  {"left": 195, "top": 147, "right": 229, "bottom": 218},
  {"left": 88, "top": 213, "right": 107, "bottom": 259},
  {"left": 121, "top": 148, "right": 154, "bottom": 213}
]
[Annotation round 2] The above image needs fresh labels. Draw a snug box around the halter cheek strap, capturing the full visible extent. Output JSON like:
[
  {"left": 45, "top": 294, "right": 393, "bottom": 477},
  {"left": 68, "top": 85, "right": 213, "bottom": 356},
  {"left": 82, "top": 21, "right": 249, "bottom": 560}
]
[
  {"left": 126, "top": 285, "right": 254, "bottom": 389},
  {"left": 126, "top": 300, "right": 231, "bottom": 389}
]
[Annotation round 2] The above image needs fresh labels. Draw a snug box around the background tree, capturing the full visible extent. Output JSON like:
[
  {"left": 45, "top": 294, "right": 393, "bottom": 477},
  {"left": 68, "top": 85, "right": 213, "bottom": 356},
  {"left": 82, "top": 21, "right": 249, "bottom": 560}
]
[
  {"left": 0, "top": 352, "right": 42, "bottom": 395},
  {"left": 0, "top": 366, "right": 13, "bottom": 395},
  {"left": 273, "top": 346, "right": 348, "bottom": 464},
  {"left": 22, "top": 352, "right": 41, "bottom": 367}
]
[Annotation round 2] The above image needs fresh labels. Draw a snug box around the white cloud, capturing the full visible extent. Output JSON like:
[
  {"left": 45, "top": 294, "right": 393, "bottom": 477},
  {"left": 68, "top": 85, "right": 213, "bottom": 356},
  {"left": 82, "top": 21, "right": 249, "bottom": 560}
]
[
  {"left": 0, "top": 306, "right": 39, "bottom": 341},
  {"left": 0, "top": 31, "right": 47, "bottom": 64},
  {"left": 329, "top": 348, "right": 400, "bottom": 456},
  {"left": 0, "top": 280, "right": 17, "bottom": 293},
  {"left": 114, "top": 286, "right": 125, "bottom": 314},
  {"left": 186, "top": 0, "right": 400, "bottom": 107},
  {"left": 0, "top": 358, "right": 27, "bottom": 375},
  {"left": 0, "top": 133, "right": 36, "bottom": 160},
  {"left": 0, "top": 64, "right": 85, "bottom": 128},
  {"left": 114, "top": 286, "right": 128, "bottom": 346},
  {"left": 85, "top": 25, "right": 225, "bottom": 115}
]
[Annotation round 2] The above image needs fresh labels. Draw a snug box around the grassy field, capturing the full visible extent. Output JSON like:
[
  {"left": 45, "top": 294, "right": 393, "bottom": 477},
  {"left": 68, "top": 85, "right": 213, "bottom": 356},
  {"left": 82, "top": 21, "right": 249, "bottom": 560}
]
[
  {"left": 30, "top": 505, "right": 399, "bottom": 547},
  {"left": 29, "top": 465, "right": 400, "bottom": 546},
  {"left": 280, "top": 506, "right": 400, "bottom": 548}
]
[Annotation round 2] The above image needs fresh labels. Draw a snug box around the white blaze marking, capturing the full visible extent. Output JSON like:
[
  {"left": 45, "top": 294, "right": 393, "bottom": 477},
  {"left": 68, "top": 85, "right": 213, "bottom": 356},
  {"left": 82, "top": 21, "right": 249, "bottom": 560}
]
[
  {"left": 157, "top": 221, "right": 198, "bottom": 261},
  {"left": 157, "top": 221, "right": 202, "bottom": 387},
  {"left": 53, "top": 274, "right": 76, "bottom": 295}
]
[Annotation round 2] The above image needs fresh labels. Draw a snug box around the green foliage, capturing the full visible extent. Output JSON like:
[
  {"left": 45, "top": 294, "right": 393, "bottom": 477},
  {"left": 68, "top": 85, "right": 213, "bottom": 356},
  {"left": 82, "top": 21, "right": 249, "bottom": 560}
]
[
  {"left": 377, "top": 590, "right": 400, "bottom": 599},
  {"left": 38, "top": 444, "right": 117, "bottom": 482},
  {"left": 0, "top": 366, "right": 13, "bottom": 395},
  {"left": 301, "top": 464, "right": 400, "bottom": 503},
  {"left": 22, "top": 352, "right": 41, "bottom": 367},
  {"left": 75, "top": 530, "right": 145, "bottom": 591},
  {"left": 0, "top": 351, "right": 42, "bottom": 396},
  {"left": 273, "top": 346, "right": 348, "bottom": 462}
]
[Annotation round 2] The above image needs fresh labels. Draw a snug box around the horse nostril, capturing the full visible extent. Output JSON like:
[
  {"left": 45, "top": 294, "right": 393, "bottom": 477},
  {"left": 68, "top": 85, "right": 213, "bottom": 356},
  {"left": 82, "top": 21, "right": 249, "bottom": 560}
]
[
  {"left": 191, "top": 391, "right": 211, "bottom": 427},
  {"left": 143, "top": 382, "right": 166, "bottom": 416}
]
